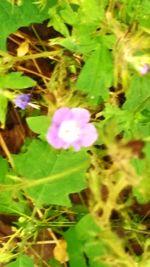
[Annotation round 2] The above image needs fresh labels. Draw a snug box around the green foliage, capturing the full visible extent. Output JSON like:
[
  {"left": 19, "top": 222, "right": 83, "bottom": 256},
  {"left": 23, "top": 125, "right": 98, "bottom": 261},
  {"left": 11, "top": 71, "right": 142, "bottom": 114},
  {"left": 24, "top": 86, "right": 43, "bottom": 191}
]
[
  {"left": 132, "top": 142, "right": 150, "bottom": 203},
  {"left": 26, "top": 115, "right": 50, "bottom": 139},
  {"left": 0, "top": 72, "right": 36, "bottom": 89},
  {"left": 0, "top": 0, "right": 55, "bottom": 50},
  {"left": 0, "top": 156, "right": 8, "bottom": 183},
  {"left": 49, "top": 258, "right": 62, "bottom": 267},
  {"left": 65, "top": 214, "right": 108, "bottom": 267},
  {"left": 123, "top": 75, "right": 150, "bottom": 138},
  {"left": 0, "top": 157, "right": 28, "bottom": 215},
  {"left": 76, "top": 44, "right": 113, "bottom": 104},
  {"left": 48, "top": 0, "right": 108, "bottom": 55},
  {"left": 13, "top": 139, "right": 89, "bottom": 206},
  {"left": 6, "top": 255, "right": 34, "bottom": 267},
  {"left": 0, "top": 0, "right": 150, "bottom": 266},
  {"left": 0, "top": 72, "right": 36, "bottom": 125},
  {"left": 123, "top": 76, "right": 150, "bottom": 112},
  {"left": 0, "top": 94, "right": 8, "bottom": 126},
  {"left": 119, "top": 0, "right": 150, "bottom": 27}
]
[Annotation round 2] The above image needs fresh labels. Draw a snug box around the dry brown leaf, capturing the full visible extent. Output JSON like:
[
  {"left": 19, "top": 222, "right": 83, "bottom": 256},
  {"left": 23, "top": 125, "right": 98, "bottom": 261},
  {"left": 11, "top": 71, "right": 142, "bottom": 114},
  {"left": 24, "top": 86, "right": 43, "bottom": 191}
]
[
  {"left": 53, "top": 239, "right": 69, "bottom": 264},
  {"left": 17, "top": 41, "right": 29, "bottom": 57}
]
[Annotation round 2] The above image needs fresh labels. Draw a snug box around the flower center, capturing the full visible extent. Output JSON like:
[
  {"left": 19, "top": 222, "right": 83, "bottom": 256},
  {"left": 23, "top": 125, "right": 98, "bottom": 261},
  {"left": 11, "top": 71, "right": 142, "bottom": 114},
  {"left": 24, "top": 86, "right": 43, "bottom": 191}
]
[{"left": 58, "top": 120, "right": 81, "bottom": 143}]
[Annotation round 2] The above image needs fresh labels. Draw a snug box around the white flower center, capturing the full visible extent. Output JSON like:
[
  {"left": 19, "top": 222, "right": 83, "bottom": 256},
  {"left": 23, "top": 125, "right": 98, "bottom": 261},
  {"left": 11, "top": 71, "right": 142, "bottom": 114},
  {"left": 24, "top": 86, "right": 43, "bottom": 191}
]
[{"left": 58, "top": 120, "right": 81, "bottom": 143}]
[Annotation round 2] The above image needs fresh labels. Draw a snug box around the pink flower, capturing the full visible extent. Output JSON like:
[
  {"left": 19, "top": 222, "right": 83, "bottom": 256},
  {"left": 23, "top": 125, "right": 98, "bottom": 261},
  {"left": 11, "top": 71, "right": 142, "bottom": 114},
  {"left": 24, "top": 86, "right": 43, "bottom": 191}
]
[
  {"left": 47, "top": 107, "right": 98, "bottom": 151},
  {"left": 137, "top": 64, "right": 149, "bottom": 75}
]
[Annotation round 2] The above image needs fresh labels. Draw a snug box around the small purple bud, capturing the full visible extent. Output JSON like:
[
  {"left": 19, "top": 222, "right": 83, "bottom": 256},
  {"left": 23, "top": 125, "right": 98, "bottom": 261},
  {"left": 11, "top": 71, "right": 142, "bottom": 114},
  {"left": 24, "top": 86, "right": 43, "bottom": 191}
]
[{"left": 14, "top": 93, "right": 31, "bottom": 110}]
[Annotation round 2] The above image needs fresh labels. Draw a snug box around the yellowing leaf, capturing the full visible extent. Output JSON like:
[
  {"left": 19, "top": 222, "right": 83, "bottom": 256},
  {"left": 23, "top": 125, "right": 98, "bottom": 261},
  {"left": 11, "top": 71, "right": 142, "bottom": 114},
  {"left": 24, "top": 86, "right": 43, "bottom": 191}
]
[
  {"left": 17, "top": 41, "right": 29, "bottom": 57},
  {"left": 53, "top": 239, "right": 69, "bottom": 264}
]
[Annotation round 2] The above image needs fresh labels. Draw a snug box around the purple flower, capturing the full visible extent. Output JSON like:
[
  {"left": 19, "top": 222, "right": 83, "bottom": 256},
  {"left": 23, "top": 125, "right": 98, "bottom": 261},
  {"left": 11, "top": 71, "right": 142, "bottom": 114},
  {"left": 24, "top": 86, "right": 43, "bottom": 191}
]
[
  {"left": 137, "top": 64, "right": 149, "bottom": 75},
  {"left": 14, "top": 94, "right": 31, "bottom": 110},
  {"left": 47, "top": 107, "right": 98, "bottom": 151}
]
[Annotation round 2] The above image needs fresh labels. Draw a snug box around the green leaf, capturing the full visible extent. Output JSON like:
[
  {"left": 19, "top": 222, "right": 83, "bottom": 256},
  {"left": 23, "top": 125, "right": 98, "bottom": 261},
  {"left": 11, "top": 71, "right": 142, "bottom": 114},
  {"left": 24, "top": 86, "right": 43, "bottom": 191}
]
[
  {"left": 122, "top": 76, "right": 150, "bottom": 138},
  {"left": 49, "top": 0, "right": 108, "bottom": 55},
  {"left": 76, "top": 215, "right": 107, "bottom": 267},
  {"left": 0, "top": 157, "right": 28, "bottom": 215},
  {"left": 65, "top": 215, "right": 107, "bottom": 267},
  {"left": 6, "top": 255, "right": 34, "bottom": 267},
  {"left": 13, "top": 139, "right": 89, "bottom": 206},
  {"left": 76, "top": 214, "right": 100, "bottom": 241},
  {"left": 0, "top": 156, "right": 9, "bottom": 183},
  {"left": 0, "top": 72, "right": 36, "bottom": 89},
  {"left": 52, "top": 31, "right": 100, "bottom": 55},
  {"left": 49, "top": 258, "right": 62, "bottom": 267},
  {"left": 76, "top": 44, "right": 113, "bottom": 104},
  {"left": 65, "top": 227, "right": 87, "bottom": 267},
  {"left": 48, "top": 4, "right": 70, "bottom": 37},
  {"left": 132, "top": 142, "right": 150, "bottom": 204},
  {"left": 48, "top": 13, "right": 69, "bottom": 37},
  {"left": 0, "top": 191, "right": 28, "bottom": 215},
  {"left": 26, "top": 115, "right": 50, "bottom": 139},
  {"left": 78, "top": 0, "right": 106, "bottom": 25},
  {"left": 0, "top": 0, "right": 56, "bottom": 50},
  {"left": 123, "top": 76, "right": 150, "bottom": 112},
  {"left": 0, "top": 95, "right": 8, "bottom": 127}
]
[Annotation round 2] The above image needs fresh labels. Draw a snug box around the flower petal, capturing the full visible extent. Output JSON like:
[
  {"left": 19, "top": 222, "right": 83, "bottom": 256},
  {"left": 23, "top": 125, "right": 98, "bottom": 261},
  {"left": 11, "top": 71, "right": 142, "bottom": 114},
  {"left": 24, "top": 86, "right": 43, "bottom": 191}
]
[
  {"left": 52, "top": 107, "right": 72, "bottom": 125},
  {"left": 47, "top": 126, "right": 65, "bottom": 149},
  {"left": 14, "top": 93, "right": 31, "bottom": 110},
  {"left": 46, "top": 107, "right": 98, "bottom": 151},
  {"left": 72, "top": 141, "right": 82, "bottom": 151},
  {"left": 71, "top": 108, "right": 90, "bottom": 124},
  {"left": 80, "top": 123, "right": 98, "bottom": 147}
]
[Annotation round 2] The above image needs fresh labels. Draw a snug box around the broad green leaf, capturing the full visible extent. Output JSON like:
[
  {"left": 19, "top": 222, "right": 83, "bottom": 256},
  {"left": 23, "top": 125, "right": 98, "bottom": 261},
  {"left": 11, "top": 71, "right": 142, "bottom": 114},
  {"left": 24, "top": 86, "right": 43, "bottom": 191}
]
[
  {"left": 76, "top": 214, "right": 100, "bottom": 241},
  {"left": 77, "top": 0, "right": 106, "bottom": 25},
  {"left": 13, "top": 140, "right": 89, "bottom": 206},
  {"left": 6, "top": 255, "right": 34, "bottom": 267},
  {"left": 48, "top": 4, "right": 70, "bottom": 37},
  {"left": 0, "top": 191, "right": 28, "bottom": 215},
  {"left": 76, "top": 215, "right": 107, "bottom": 267},
  {"left": 131, "top": 119, "right": 150, "bottom": 138},
  {"left": 49, "top": 258, "right": 62, "bottom": 267},
  {"left": 65, "top": 227, "right": 87, "bottom": 267},
  {"left": 139, "top": 0, "right": 150, "bottom": 28},
  {"left": 133, "top": 174, "right": 150, "bottom": 204},
  {"left": 102, "top": 104, "right": 132, "bottom": 130},
  {"left": 123, "top": 76, "right": 150, "bottom": 112},
  {"left": 123, "top": 76, "right": 150, "bottom": 138},
  {"left": 59, "top": 2, "right": 77, "bottom": 25},
  {"left": 53, "top": 33, "right": 100, "bottom": 55},
  {"left": 0, "top": 72, "right": 36, "bottom": 89},
  {"left": 48, "top": 13, "right": 70, "bottom": 37},
  {"left": 132, "top": 142, "right": 150, "bottom": 204},
  {"left": 13, "top": 140, "right": 58, "bottom": 179},
  {"left": 49, "top": 0, "right": 107, "bottom": 55},
  {"left": 0, "top": 95, "right": 8, "bottom": 127},
  {"left": 144, "top": 142, "right": 150, "bottom": 161},
  {"left": 121, "top": 0, "right": 150, "bottom": 27},
  {"left": 0, "top": 0, "right": 56, "bottom": 50},
  {"left": 26, "top": 115, "right": 50, "bottom": 139},
  {"left": 0, "top": 156, "right": 8, "bottom": 183},
  {"left": 0, "top": 158, "right": 29, "bottom": 215},
  {"left": 76, "top": 44, "right": 113, "bottom": 104},
  {"left": 65, "top": 215, "right": 107, "bottom": 267}
]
